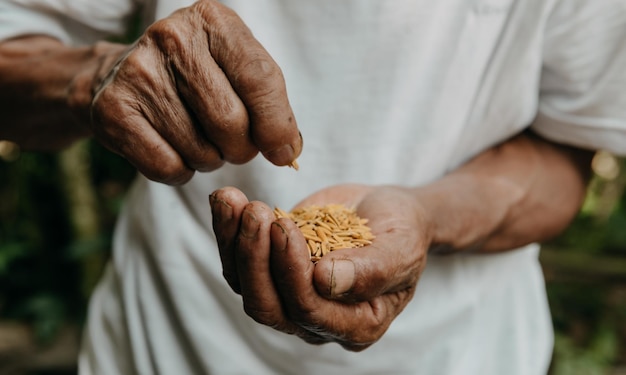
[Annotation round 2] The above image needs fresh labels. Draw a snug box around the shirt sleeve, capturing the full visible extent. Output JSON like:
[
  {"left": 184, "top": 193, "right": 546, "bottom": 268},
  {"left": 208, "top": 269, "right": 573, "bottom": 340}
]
[
  {"left": 531, "top": 0, "right": 626, "bottom": 156},
  {"left": 0, "top": 0, "right": 141, "bottom": 46}
]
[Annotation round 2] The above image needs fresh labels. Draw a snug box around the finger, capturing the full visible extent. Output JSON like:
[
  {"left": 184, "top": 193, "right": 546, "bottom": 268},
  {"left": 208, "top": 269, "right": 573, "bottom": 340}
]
[
  {"left": 132, "top": 45, "right": 228, "bottom": 171},
  {"left": 212, "top": 194, "right": 327, "bottom": 344},
  {"left": 91, "top": 87, "right": 194, "bottom": 185},
  {"left": 268, "top": 220, "right": 330, "bottom": 344},
  {"left": 269, "top": 219, "right": 320, "bottom": 329},
  {"left": 235, "top": 202, "right": 301, "bottom": 334},
  {"left": 313, "top": 214, "right": 428, "bottom": 302},
  {"left": 209, "top": 187, "right": 249, "bottom": 293},
  {"left": 197, "top": 1, "right": 302, "bottom": 166},
  {"left": 269, "top": 219, "right": 392, "bottom": 348},
  {"left": 145, "top": 14, "right": 257, "bottom": 165}
]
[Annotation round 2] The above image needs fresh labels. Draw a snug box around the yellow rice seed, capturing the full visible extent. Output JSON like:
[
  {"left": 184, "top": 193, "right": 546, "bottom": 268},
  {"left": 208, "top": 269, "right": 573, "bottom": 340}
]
[
  {"left": 273, "top": 207, "right": 289, "bottom": 219},
  {"left": 314, "top": 243, "right": 322, "bottom": 257},
  {"left": 274, "top": 203, "right": 375, "bottom": 261},
  {"left": 316, "top": 221, "right": 333, "bottom": 231},
  {"left": 315, "top": 227, "right": 328, "bottom": 243}
]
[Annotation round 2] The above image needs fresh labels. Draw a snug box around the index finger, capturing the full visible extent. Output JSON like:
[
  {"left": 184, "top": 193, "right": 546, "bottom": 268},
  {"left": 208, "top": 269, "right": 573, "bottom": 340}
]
[{"left": 200, "top": 2, "right": 302, "bottom": 166}]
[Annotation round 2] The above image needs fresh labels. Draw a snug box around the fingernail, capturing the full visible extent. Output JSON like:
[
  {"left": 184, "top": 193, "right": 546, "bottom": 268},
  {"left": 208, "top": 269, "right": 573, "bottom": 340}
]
[
  {"left": 266, "top": 144, "right": 294, "bottom": 165},
  {"left": 298, "top": 131, "right": 304, "bottom": 151},
  {"left": 240, "top": 211, "right": 259, "bottom": 239},
  {"left": 272, "top": 222, "right": 288, "bottom": 251},
  {"left": 330, "top": 260, "right": 355, "bottom": 297},
  {"left": 210, "top": 195, "right": 232, "bottom": 223}
]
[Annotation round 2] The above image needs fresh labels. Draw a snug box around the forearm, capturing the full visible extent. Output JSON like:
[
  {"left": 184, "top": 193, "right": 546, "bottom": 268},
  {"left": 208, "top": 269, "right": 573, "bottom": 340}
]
[
  {"left": 0, "top": 35, "right": 126, "bottom": 150},
  {"left": 415, "top": 131, "right": 593, "bottom": 254}
]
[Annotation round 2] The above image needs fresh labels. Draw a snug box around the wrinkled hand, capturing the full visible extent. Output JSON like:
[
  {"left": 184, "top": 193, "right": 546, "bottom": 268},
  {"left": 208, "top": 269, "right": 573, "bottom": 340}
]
[
  {"left": 90, "top": 0, "right": 301, "bottom": 185},
  {"left": 209, "top": 184, "right": 432, "bottom": 351}
]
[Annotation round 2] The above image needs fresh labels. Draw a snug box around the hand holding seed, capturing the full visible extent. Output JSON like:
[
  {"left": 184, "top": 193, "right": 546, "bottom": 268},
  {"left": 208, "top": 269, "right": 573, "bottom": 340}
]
[
  {"left": 209, "top": 184, "right": 432, "bottom": 350},
  {"left": 89, "top": 0, "right": 302, "bottom": 185}
]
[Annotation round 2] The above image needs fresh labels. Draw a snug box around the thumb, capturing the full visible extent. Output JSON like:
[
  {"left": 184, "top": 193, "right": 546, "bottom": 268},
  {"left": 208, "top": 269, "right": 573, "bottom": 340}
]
[{"left": 312, "top": 242, "right": 426, "bottom": 302}]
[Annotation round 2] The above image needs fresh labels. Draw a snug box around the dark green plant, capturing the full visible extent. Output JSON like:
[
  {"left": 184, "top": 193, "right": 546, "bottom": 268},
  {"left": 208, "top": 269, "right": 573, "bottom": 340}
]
[{"left": 0, "top": 142, "right": 135, "bottom": 342}]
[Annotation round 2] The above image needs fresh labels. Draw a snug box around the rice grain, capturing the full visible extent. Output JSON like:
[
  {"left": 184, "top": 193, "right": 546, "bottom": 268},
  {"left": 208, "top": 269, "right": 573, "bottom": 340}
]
[{"left": 273, "top": 204, "right": 375, "bottom": 261}]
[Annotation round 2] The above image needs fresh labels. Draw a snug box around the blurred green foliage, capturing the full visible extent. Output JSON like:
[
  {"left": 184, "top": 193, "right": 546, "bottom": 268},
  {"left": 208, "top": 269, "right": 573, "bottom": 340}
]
[
  {"left": 1, "top": 151, "right": 75, "bottom": 343},
  {"left": 0, "top": 143, "right": 624, "bottom": 373},
  {"left": 545, "top": 156, "right": 626, "bottom": 374},
  {"left": 0, "top": 141, "right": 135, "bottom": 343}
]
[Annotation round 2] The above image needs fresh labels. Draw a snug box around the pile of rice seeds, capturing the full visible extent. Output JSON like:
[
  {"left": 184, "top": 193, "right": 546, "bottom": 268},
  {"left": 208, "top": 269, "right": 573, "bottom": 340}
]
[{"left": 274, "top": 204, "right": 375, "bottom": 261}]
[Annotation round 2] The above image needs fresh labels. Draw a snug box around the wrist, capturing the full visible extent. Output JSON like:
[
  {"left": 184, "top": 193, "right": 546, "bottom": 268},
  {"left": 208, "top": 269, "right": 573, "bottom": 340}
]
[
  {"left": 66, "top": 41, "right": 128, "bottom": 134},
  {"left": 411, "top": 173, "right": 521, "bottom": 254}
]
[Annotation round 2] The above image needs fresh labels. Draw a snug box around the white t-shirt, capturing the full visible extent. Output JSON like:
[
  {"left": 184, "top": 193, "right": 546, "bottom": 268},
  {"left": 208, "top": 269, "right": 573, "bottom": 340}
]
[{"left": 2, "top": 1, "right": 626, "bottom": 374}]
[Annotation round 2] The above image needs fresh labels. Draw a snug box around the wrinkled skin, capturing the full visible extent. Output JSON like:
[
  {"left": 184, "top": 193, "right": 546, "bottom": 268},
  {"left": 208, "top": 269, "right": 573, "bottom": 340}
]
[
  {"left": 210, "top": 184, "right": 432, "bottom": 351},
  {"left": 0, "top": 0, "right": 595, "bottom": 357},
  {"left": 90, "top": 0, "right": 302, "bottom": 185}
]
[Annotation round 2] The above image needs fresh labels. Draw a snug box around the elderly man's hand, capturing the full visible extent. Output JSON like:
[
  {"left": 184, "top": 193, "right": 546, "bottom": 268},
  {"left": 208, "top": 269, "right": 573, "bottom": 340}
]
[
  {"left": 209, "top": 185, "right": 431, "bottom": 351},
  {"left": 90, "top": 0, "right": 301, "bottom": 185}
]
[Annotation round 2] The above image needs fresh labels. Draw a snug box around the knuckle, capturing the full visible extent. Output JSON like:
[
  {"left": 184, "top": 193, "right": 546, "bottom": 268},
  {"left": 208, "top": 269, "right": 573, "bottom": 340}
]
[
  {"left": 202, "top": 108, "right": 258, "bottom": 164},
  {"left": 145, "top": 18, "right": 188, "bottom": 55},
  {"left": 235, "top": 56, "right": 283, "bottom": 94},
  {"left": 194, "top": 0, "right": 234, "bottom": 23},
  {"left": 208, "top": 101, "right": 248, "bottom": 134},
  {"left": 201, "top": 101, "right": 250, "bottom": 148},
  {"left": 242, "top": 56, "right": 281, "bottom": 80}
]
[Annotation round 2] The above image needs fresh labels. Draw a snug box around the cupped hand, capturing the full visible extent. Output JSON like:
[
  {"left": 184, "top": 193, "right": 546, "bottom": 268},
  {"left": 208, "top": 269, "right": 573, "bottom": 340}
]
[
  {"left": 90, "top": 0, "right": 301, "bottom": 185},
  {"left": 209, "top": 184, "right": 433, "bottom": 351}
]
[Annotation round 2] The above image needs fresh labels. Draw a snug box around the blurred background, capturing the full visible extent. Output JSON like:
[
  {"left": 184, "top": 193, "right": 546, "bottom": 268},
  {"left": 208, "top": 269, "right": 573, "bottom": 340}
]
[{"left": 0, "top": 140, "right": 624, "bottom": 375}]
